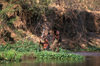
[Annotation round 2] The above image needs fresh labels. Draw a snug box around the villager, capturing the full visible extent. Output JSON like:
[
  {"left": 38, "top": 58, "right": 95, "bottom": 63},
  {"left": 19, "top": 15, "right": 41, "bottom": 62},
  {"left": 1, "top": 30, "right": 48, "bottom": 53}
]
[
  {"left": 46, "top": 30, "right": 53, "bottom": 45},
  {"left": 39, "top": 30, "right": 50, "bottom": 50},
  {"left": 43, "top": 38, "right": 50, "bottom": 50},
  {"left": 51, "top": 30, "right": 62, "bottom": 52},
  {"left": 39, "top": 38, "right": 50, "bottom": 50}
]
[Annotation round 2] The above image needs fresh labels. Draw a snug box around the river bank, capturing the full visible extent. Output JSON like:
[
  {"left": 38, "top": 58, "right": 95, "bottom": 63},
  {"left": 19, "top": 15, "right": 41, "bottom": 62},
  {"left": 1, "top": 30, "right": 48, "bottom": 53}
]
[
  {"left": 0, "top": 40, "right": 85, "bottom": 63},
  {"left": 0, "top": 52, "right": 100, "bottom": 66}
]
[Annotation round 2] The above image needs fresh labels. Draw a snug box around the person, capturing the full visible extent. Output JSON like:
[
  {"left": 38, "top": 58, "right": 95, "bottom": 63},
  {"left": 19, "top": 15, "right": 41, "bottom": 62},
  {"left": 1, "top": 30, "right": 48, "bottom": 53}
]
[
  {"left": 39, "top": 38, "right": 50, "bottom": 50},
  {"left": 39, "top": 29, "right": 47, "bottom": 51},
  {"left": 46, "top": 30, "right": 53, "bottom": 46},
  {"left": 39, "top": 39, "right": 44, "bottom": 51},
  {"left": 51, "top": 30, "right": 62, "bottom": 52},
  {"left": 43, "top": 38, "right": 50, "bottom": 50},
  {"left": 39, "top": 31, "right": 50, "bottom": 50}
]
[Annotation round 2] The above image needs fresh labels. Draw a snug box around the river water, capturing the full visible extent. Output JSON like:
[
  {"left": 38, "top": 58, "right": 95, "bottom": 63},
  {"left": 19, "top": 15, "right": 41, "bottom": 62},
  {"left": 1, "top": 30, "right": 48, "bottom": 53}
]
[{"left": 0, "top": 52, "right": 100, "bottom": 66}]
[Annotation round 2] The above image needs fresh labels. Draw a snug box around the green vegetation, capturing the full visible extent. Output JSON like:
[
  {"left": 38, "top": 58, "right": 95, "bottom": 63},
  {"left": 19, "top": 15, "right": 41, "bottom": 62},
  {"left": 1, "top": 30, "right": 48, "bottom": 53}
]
[
  {"left": 34, "top": 51, "right": 84, "bottom": 61},
  {"left": 0, "top": 4, "right": 15, "bottom": 21},
  {"left": 0, "top": 50, "right": 23, "bottom": 62},
  {"left": 0, "top": 0, "right": 53, "bottom": 30},
  {"left": 0, "top": 1, "right": 100, "bottom": 64},
  {"left": 0, "top": 40, "right": 85, "bottom": 63},
  {"left": 0, "top": 40, "right": 40, "bottom": 52}
]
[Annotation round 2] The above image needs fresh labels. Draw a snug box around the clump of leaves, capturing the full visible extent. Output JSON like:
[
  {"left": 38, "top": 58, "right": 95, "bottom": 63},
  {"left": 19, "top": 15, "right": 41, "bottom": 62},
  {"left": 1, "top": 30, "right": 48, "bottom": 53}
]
[
  {"left": 34, "top": 51, "right": 85, "bottom": 61},
  {"left": 0, "top": 40, "right": 85, "bottom": 63},
  {"left": 0, "top": 49, "right": 23, "bottom": 61},
  {"left": 0, "top": 40, "right": 40, "bottom": 52}
]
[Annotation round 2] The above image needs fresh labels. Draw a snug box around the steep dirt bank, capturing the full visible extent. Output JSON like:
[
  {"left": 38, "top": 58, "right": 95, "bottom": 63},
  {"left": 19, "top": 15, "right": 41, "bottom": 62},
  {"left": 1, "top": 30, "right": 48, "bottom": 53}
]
[{"left": 0, "top": 1, "right": 100, "bottom": 49}]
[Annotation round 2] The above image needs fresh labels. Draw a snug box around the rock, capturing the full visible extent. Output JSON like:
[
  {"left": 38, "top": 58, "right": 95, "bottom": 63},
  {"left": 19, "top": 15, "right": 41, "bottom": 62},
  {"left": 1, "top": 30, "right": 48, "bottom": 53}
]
[
  {"left": 81, "top": 44, "right": 88, "bottom": 49},
  {"left": 89, "top": 38, "right": 100, "bottom": 48}
]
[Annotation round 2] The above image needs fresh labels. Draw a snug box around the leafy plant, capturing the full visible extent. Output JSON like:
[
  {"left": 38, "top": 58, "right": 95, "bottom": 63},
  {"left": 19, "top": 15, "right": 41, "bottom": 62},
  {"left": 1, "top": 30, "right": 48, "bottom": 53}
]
[
  {"left": 34, "top": 51, "right": 85, "bottom": 61},
  {"left": 0, "top": 40, "right": 85, "bottom": 63},
  {"left": 0, "top": 49, "right": 23, "bottom": 61}
]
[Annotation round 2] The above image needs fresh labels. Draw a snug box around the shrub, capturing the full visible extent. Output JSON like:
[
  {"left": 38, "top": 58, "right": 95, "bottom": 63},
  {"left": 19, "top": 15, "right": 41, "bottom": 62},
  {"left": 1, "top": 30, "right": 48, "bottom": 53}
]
[
  {"left": 0, "top": 40, "right": 85, "bottom": 63},
  {"left": 34, "top": 51, "right": 85, "bottom": 61},
  {"left": 0, "top": 49, "right": 23, "bottom": 61}
]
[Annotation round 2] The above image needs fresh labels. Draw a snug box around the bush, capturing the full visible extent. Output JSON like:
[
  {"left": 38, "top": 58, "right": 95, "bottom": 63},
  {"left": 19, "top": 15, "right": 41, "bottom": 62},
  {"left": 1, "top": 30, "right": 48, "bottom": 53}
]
[
  {"left": 0, "top": 40, "right": 40, "bottom": 52},
  {"left": 0, "top": 49, "right": 23, "bottom": 61},
  {"left": 34, "top": 51, "right": 85, "bottom": 61},
  {"left": 0, "top": 40, "right": 85, "bottom": 63}
]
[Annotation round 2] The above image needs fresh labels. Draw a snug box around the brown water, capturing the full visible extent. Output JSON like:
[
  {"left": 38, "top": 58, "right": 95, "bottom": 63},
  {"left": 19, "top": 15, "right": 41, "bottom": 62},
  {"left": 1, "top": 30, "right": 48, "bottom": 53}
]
[{"left": 0, "top": 52, "right": 100, "bottom": 66}]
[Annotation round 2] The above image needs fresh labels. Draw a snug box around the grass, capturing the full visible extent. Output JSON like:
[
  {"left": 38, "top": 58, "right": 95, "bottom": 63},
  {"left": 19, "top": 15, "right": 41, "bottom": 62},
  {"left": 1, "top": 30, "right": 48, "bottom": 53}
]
[
  {"left": 34, "top": 51, "right": 84, "bottom": 61},
  {"left": 0, "top": 40, "right": 40, "bottom": 52},
  {"left": 0, "top": 49, "right": 23, "bottom": 63},
  {"left": 0, "top": 40, "right": 85, "bottom": 63},
  {"left": 73, "top": 46, "right": 100, "bottom": 52}
]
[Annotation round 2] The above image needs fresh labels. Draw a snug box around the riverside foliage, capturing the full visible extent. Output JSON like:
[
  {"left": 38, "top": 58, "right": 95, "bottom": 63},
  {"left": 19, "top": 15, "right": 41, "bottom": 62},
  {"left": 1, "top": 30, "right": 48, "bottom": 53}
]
[{"left": 0, "top": 40, "right": 85, "bottom": 63}]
